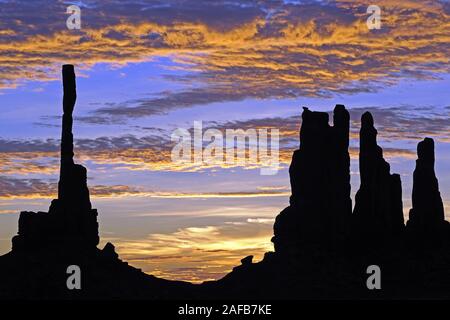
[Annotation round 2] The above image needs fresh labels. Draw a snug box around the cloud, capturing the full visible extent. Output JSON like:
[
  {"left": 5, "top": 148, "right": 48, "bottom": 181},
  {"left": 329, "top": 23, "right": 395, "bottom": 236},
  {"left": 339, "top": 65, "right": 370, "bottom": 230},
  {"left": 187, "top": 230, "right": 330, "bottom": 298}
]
[
  {"left": 246, "top": 217, "right": 275, "bottom": 224},
  {"left": 0, "top": 209, "right": 16, "bottom": 214},
  {"left": 1, "top": 106, "right": 447, "bottom": 177},
  {"left": 347, "top": 106, "right": 450, "bottom": 143},
  {"left": 219, "top": 106, "right": 450, "bottom": 143},
  {"left": 0, "top": 0, "right": 449, "bottom": 119},
  {"left": 0, "top": 176, "right": 56, "bottom": 199},
  {"left": 144, "top": 190, "right": 290, "bottom": 199},
  {"left": 111, "top": 220, "right": 274, "bottom": 283},
  {"left": 0, "top": 173, "right": 290, "bottom": 200},
  {"left": 0, "top": 176, "right": 142, "bottom": 200},
  {"left": 257, "top": 185, "right": 290, "bottom": 192}
]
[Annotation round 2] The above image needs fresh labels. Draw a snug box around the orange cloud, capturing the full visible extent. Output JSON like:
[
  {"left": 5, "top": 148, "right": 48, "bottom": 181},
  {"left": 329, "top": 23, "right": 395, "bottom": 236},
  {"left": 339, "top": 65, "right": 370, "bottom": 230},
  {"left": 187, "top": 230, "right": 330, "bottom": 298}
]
[
  {"left": 0, "top": 210, "right": 16, "bottom": 214},
  {"left": 109, "top": 222, "right": 274, "bottom": 283},
  {"left": 0, "top": 0, "right": 448, "bottom": 110},
  {"left": 0, "top": 141, "right": 418, "bottom": 178},
  {"left": 0, "top": 182, "right": 290, "bottom": 201}
]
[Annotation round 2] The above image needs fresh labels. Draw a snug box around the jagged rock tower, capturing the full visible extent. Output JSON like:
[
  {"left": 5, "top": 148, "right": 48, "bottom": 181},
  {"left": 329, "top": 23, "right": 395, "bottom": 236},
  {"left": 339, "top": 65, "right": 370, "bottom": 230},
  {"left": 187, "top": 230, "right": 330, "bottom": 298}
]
[
  {"left": 352, "top": 112, "right": 404, "bottom": 240},
  {"left": 12, "top": 65, "right": 99, "bottom": 252},
  {"left": 407, "top": 138, "right": 448, "bottom": 238},
  {"left": 272, "top": 105, "right": 352, "bottom": 254}
]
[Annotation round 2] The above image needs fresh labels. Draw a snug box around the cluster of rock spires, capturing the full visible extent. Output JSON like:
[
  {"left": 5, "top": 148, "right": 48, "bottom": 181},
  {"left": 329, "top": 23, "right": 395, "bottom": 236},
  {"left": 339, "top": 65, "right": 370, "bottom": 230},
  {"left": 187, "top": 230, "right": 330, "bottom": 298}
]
[
  {"left": 214, "top": 104, "right": 449, "bottom": 299},
  {"left": 272, "top": 105, "right": 446, "bottom": 255},
  {"left": 0, "top": 65, "right": 448, "bottom": 299}
]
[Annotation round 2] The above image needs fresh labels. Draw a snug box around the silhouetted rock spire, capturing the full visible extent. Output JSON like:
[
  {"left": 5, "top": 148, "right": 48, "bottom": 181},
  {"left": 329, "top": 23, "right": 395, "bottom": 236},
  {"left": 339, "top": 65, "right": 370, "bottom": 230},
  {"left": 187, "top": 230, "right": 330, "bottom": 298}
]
[
  {"left": 1, "top": 65, "right": 197, "bottom": 300},
  {"left": 272, "top": 105, "right": 352, "bottom": 254},
  {"left": 12, "top": 65, "right": 99, "bottom": 251},
  {"left": 407, "top": 138, "right": 446, "bottom": 231},
  {"left": 57, "top": 65, "right": 92, "bottom": 212},
  {"left": 330, "top": 105, "right": 352, "bottom": 235},
  {"left": 353, "top": 112, "right": 404, "bottom": 238}
]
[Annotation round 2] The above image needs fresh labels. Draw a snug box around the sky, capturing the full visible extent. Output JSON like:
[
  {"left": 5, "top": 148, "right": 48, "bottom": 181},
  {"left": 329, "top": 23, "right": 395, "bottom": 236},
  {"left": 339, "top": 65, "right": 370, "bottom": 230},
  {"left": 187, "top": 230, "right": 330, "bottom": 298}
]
[{"left": 0, "top": 0, "right": 449, "bottom": 283}]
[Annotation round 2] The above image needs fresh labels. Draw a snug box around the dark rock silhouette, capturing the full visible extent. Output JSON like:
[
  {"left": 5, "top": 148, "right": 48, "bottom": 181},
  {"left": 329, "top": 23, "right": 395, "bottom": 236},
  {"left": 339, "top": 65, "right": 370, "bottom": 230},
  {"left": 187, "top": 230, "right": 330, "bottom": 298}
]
[
  {"left": 406, "top": 138, "right": 449, "bottom": 244},
  {"left": 0, "top": 65, "right": 194, "bottom": 299},
  {"left": 202, "top": 107, "right": 449, "bottom": 300},
  {"left": 408, "top": 138, "right": 446, "bottom": 227},
  {"left": 0, "top": 65, "right": 449, "bottom": 300},
  {"left": 352, "top": 112, "right": 404, "bottom": 241},
  {"left": 272, "top": 105, "right": 352, "bottom": 254},
  {"left": 12, "top": 65, "right": 99, "bottom": 252}
]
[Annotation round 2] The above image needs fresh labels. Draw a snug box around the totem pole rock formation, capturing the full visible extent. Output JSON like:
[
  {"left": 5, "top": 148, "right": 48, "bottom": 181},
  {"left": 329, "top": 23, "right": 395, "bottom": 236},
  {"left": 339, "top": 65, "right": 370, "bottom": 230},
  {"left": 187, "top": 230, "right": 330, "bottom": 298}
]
[
  {"left": 272, "top": 105, "right": 352, "bottom": 254},
  {"left": 352, "top": 112, "right": 404, "bottom": 239},
  {"left": 11, "top": 65, "right": 99, "bottom": 252},
  {"left": 407, "top": 138, "right": 447, "bottom": 236},
  {"left": 0, "top": 65, "right": 198, "bottom": 299}
]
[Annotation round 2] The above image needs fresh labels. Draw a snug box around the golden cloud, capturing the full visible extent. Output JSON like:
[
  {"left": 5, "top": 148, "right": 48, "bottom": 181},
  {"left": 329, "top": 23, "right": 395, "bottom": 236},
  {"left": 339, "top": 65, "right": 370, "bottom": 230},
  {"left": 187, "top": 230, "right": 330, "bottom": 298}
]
[
  {"left": 0, "top": 182, "right": 290, "bottom": 201},
  {"left": 0, "top": 142, "right": 419, "bottom": 179},
  {"left": 0, "top": 0, "right": 448, "bottom": 108},
  {"left": 110, "top": 222, "right": 274, "bottom": 283}
]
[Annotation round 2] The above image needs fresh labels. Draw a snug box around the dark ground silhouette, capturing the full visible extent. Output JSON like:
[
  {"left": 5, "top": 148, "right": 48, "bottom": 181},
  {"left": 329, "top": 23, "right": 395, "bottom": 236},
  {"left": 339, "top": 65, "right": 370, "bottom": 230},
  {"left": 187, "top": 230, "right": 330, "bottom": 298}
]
[{"left": 0, "top": 65, "right": 449, "bottom": 299}]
